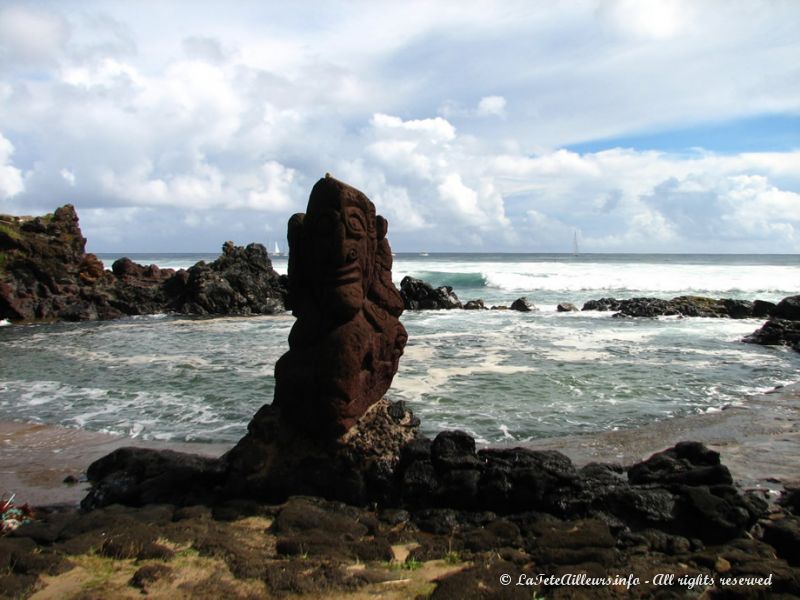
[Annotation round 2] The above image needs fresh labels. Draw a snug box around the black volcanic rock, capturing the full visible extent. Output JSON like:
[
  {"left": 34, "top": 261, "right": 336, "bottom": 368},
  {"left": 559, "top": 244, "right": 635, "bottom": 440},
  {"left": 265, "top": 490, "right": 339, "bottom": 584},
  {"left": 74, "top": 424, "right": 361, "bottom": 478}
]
[
  {"left": 400, "top": 276, "right": 462, "bottom": 310},
  {"left": 510, "top": 297, "right": 535, "bottom": 312},
  {"left": 463, "top": 299, "right": 487, "bottom": 310},
  {"left": 170, "top": 241, "right": 285, "bottom": 315},
  {"left": 773, "top": 295, "right": 800, "bottom": 320},
  {"left": 0, "top": 206, "right": 287, "bottom": 322},
  {"left": 753, "top": 299, "right": 777, "bottom": 318},
  {"left": 582, "top": 295, "right": 766, "bottom": 319},
  {"left": 582, "top": 297, "right": 622, "bottom": 311},
  {"left": 744, "top": 318, "right": 800, "bottom": 351}
]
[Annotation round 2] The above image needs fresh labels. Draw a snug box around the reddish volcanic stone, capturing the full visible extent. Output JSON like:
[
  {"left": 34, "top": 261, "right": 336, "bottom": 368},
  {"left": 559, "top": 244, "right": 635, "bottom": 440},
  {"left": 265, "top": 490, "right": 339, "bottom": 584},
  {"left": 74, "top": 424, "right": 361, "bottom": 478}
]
[{"left": 272, "top": 175, "right": 407, "bottom": 436}]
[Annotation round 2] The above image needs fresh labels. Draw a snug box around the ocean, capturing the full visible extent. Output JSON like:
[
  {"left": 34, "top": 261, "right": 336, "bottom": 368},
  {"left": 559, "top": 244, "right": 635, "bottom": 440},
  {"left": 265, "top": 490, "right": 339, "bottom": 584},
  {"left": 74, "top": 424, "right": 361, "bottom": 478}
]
[{"left": 1, "top": 253, "right": 798, "bottom": 446}]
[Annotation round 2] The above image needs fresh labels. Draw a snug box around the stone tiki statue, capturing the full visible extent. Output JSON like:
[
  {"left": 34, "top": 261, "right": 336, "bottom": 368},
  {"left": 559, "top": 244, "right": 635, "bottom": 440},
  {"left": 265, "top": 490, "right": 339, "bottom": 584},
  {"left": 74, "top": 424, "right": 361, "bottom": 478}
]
[{"left": 272, "top": 175, "right": 407, "bottom": 436}]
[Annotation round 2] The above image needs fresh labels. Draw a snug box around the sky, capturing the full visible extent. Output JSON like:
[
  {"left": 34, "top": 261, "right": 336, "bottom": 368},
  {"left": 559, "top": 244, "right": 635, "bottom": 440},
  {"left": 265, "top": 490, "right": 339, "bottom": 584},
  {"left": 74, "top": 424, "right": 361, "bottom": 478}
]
[{"left": 0, "top": 0, "right": 798, "bottom": 253}]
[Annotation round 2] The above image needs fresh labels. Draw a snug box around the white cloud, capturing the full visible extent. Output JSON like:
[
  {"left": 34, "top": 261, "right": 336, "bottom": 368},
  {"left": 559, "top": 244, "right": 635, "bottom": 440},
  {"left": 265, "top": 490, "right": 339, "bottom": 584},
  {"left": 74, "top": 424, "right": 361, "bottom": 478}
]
[
  {"left": 60, "top": 168, "right": 76, "bottom": 186},
  {"left": 0, "top": 133, "right": 24, "bottom": 200},
  {"left": 0, "top": 1, "right": 798, "bottom": 252},
  {"left": 476, "top": 95, "right": 507, "bottom": 117},
  {"left": 370, "top": 113, "right": 456, "bottom": 142},
  {"left": 598, "top": 0, "right": 692, "bottom": 40},
  {"left": 0, "top": 5, "right": 69, "bottom": 65}
]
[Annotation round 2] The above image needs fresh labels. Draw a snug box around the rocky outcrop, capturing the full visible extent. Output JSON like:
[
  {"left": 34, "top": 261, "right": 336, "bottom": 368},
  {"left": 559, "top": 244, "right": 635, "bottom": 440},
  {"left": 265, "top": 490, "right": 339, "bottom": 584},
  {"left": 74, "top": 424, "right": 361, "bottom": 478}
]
[
  {"left": 169, "top": 242, "right": 285, "bottom": 316},
  {"left": 108, "top": 257, "right": 177, "bottom": 316},
  {"left": 0, "top": 205, "right": 119, "bottom": 321},
  {"left": 582, "top": 295, "right": 770, "bottom": 319},
  {"left": 83, "top": 431, "right": 766, "bottom": 547},
  {"left": 744, "top": 319, "right": 800, "bottom": 350},
  {"left": 557, "top": 302, "right": 578, "bottom": 312},
  {"left": 773, "top": 295, "right": 800, "bottom": 320},
  {"left": 8, "top": 491, "right": 799, "bottom": 600},
  {"left": 510, "top": 297, "right": 535, "bottom": 312},
  {"left": 83, "top": 398, "right": 420, "bottom": 510},
  {"left": 463, "top": 299, "right": 487, "bottom": 310},
  {"left": 744, "top": 295, "right": 800, "bottom": 352},
  {"left": 581, "top": 297, "right": 622, "bottom": 312},
  {"left": 400, "top": 276, "right": 462, "bottom": 310},
  {"left": 0, "top": 205, "right": 287, "bottom": 322},
  {"left": 393, "top": 434, "right": 764, "bottom": 545}
]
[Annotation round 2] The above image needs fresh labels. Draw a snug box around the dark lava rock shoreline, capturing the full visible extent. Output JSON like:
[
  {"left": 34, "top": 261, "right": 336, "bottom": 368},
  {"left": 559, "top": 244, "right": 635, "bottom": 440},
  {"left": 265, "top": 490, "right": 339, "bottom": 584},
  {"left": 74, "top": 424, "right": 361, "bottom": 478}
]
[
  {"left": 4, "top": 423, "right": 800, "bottom": 598},
  {"left": 1, "top": 205, "right": 287, "bottom": 323}
]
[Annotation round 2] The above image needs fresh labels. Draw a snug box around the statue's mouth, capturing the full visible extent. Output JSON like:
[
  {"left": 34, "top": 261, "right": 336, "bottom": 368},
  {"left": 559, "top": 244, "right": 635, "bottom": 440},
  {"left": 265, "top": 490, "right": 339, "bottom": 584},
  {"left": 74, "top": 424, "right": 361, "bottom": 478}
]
[{"left": 324, "top": 263, "right": 361, "bottom": 286}]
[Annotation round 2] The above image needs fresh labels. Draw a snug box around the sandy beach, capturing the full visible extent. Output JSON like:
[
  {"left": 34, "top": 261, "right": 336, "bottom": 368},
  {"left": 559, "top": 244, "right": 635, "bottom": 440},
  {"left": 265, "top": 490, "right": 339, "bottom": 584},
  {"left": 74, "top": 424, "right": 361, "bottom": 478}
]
[
  {"left": 3, "top": 384, "right": 798, "bottom": 507},
  {"left": 0, "top": 424, "right": 230, "bottom": 507}
]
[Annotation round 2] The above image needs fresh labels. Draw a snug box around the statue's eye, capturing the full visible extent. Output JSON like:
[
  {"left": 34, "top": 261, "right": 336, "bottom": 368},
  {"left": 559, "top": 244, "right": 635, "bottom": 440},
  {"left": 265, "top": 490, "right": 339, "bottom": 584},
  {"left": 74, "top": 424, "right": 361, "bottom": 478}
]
[{"left": 346, "top": 209, "right": 366, "bottom": 236}]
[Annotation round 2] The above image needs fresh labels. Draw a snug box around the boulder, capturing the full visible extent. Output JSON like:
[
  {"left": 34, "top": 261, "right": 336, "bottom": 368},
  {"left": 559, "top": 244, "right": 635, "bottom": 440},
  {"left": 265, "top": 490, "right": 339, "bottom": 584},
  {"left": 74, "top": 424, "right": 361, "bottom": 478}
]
[
  {"left": 400, "top": 276, "right": 462, "bottom": 310},
  {"left": 743, "top": 319, "right": 800, "bottom": 351},
  {"left": 582, "top": 295, "right": 761, "bottom": 319},
  {"left": 557, "top": 302, "right": 578, "bottom": 312},
  {"left": 753, "top": 299, "right": 777, "bottom": 318},
  {"left": 627, "top": 441, "right": 733, "bottom": 486},
  {"left": 108, "top": 258, "right": 176, "bottom": 315},
  {"left": 170, "top": 242, "right": 285, "bottom": 316},
  {"left": 773, "top": 295, "right": 800, "bottom": 320},
  {"left": 615, "top": 297, "right": 681, "bottom": 318},
  {"left": 463, "top": 299, "right": 487, "bottom": 310},
  {"left": 582, "top": 297, "right": 621, "bottom": 311},
  {"left": 510, "top": 297, "right": 535, "bottom": 312}
]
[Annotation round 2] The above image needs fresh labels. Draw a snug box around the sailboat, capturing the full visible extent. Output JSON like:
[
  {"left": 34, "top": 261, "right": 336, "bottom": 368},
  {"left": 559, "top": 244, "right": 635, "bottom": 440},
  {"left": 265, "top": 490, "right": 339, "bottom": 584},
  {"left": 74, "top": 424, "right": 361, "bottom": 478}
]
[
  {"left": 272, "top": 241, "right": 284, "bottom": 257},
  {"left": 572, "top": 231, "right": 580, "bottom": 256}
]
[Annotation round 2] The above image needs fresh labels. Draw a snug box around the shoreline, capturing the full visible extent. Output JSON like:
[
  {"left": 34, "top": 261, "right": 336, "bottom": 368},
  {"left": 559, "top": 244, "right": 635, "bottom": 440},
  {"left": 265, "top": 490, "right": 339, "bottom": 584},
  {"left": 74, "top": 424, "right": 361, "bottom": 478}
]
[
  {"left": 521, "top": 383, "right": 800, "bottom": 494},
  {"left": 2, "top": 383, "right": 799, "bottom": 507},
  {"left": 0, "top": 423, "right": 230, "bottom": 507}
]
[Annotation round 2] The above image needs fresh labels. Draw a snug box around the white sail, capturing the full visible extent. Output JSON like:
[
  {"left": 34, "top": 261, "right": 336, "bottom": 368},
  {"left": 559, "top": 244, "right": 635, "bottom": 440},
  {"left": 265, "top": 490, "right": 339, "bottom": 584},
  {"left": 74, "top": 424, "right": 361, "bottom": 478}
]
[
  {"left": 572, "top": 231, "right": 579, "bottom": 256},
  {"left": 273, "top": 241, "right": 281, "bottom": 256}
]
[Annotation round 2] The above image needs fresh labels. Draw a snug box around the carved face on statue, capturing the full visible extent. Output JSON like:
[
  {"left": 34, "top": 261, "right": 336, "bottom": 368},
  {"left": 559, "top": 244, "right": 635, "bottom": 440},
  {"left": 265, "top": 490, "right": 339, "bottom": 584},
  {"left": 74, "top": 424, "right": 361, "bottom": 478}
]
[
  {"left": 302, "top": 181, "right": 377, "bottom": 323},
  {"left": 274, "top": 176, "right": 408, "bottom": 436}
]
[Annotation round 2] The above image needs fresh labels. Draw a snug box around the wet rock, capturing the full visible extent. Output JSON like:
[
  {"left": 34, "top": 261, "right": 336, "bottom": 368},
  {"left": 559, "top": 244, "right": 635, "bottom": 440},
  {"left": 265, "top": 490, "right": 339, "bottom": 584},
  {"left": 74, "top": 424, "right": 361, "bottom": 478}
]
[
  {"left": 170, "top": 241, "right": 286, "bottom": 316},
  {"left": 581, "top": 295, "right": 764, "bottom": 319},
  {"left": 743, "top": 318, "right": 800, "bottom": 350},
  {"left": 722, "top": 298, "right": 755, "bottom": 319},
  {"left": 557, "top": 302, "right": 578, "bottom": 312},
  {"left": 582, "top": 297, "right": 622, "bottom": 311},
  {"left": 615, "top": 297, "right": 680, "bottom": 318},
  {"left": 464, "top": 299, "right": 487, "bottom": 310},
  {"left": 773, "top": 295, "right": 800, "bottom": 320},
  {"left": 753, "top": 299, "right": 777, "bottom": 318},
  {"left": 510, "top": 297, "right": 535, "bottom": 312},
  {"left": 400, "top": 276, "right": 463, "bottom": 310}
]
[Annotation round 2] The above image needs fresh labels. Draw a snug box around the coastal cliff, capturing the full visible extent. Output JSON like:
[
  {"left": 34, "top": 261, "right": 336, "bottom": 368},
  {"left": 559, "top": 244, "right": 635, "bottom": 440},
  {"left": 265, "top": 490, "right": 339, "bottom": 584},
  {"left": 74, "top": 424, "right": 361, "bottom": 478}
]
[{"left": 0, "top": 205, "right": 287, "bottom": 322}]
